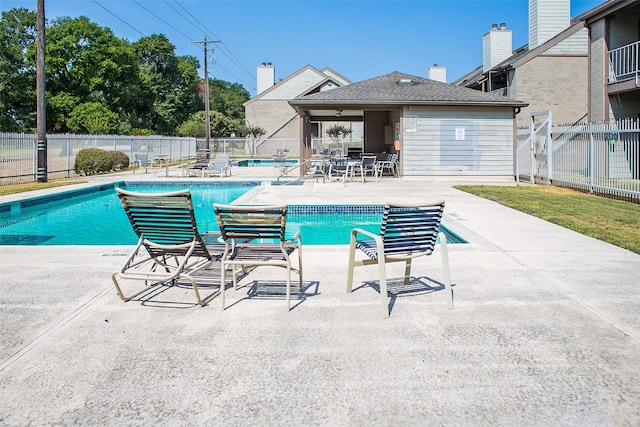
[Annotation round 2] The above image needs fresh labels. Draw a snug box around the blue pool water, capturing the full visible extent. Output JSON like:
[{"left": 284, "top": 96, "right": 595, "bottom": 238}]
[
  {"left": 237, "top": 159, "right": 298, "bottom": 167},
  {"left": 0, "top": 182, "right": 465, "bottom": 245}
]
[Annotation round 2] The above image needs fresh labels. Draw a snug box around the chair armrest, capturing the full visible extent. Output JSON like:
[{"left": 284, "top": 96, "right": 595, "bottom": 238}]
[
  {"left": 350, "top": 227, "right": 379, "bottom": 240},
  {"left": 285, "top": 231, "right": 302, "bottom": 246}
]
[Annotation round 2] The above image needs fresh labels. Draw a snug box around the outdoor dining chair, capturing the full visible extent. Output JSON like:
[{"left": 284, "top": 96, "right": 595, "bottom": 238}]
[
  {"left": 214, "top": 204, "right": 303, "bottom": 311},
  {"left": 346, "top": 201, "right": 453, "bottom": 318}
]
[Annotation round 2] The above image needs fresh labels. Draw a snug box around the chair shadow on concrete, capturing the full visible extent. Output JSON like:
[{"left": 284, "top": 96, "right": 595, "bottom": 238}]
[
  {"left": 223, "top": 280, "right": 320, "bottom": 311},
  {"left": 353, "top": 275, "right": 455, "bottom": 316}
]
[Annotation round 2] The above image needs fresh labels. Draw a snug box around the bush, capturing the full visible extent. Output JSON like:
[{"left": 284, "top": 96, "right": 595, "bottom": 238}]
[
  {"left": 74, "top": 148, "right": 114, "bottom": 176},
  {"left": 109, "top": 151, "right": 130, "bottom": 170}
]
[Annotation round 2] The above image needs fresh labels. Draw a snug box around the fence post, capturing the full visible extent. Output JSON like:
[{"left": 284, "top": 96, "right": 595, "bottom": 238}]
[
  {"left": 547, "top": 111, "right": 553, "bottom": 184},
  {"left": 66, "top": 138, "right": 71, "bottom": 178},
  {"left": 589, "top": 130, "right": 594, "bottom": 193},
  {"left": 530, "top": 115, "right": 535, "bottom": 184}
]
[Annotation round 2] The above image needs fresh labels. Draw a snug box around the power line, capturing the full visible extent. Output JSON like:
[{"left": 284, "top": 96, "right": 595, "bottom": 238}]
[
  {"left": 163, "top": 1, "right": 255, "bottom": 87},
  {"left": 132, "top": 0, "right": 191, "bottom": 40},
  {"left": 91, "top": 0, "right": 147, "bottom": 38},
  {"left": 171, "top": 0, "right": 255, "bottom": 81}
]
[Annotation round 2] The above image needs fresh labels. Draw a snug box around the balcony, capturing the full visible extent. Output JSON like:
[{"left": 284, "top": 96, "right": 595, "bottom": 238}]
[{"left": 608, "top": 41, "right": 640, "bottom": 93}]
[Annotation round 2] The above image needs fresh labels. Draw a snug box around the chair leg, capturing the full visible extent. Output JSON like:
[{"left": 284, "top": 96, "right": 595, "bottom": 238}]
[
  {"left": 183, "top": 274, "right": 204, "bottom": 306},
  {"left": 403, "top": 258, "right": 412, "bottom": 286},
  {"left": 439, "top": 232, "right": 454, "bottom": 309},
  {"left": 378, "top": 256, "right": 390, "bottom": 318},
  {"left": 286, "top": 265, "right": 291, "bottom": 311},
  {"left": 346, "top": 235, "right": 357, "bottom": 293},
  {"left": 297, "top": 247, "right": 304, "bottom": 292},
  {"left": 220, "top": 262, "right": 227, "bottom": 310}
]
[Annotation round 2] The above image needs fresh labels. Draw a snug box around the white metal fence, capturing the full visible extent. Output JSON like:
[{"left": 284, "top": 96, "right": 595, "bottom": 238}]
[
  {"left": 0, "top": 133, "right": 197, "bottom": 185},
  {"left": 517, "top": 117, "right": 640, "bottom": 202}
]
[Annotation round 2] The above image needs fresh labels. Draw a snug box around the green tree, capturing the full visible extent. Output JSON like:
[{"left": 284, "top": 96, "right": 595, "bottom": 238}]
[
  {"left": 67, "top": 102, "right": 118, "bottom": 134},
  {"left": 133, "top": 34, "right": 201, "bottom": 135},
  {"left": 209, "top": 78, "right": 250, "bottom": 120},
  {"left": 326, "top": 124, "right": 352, "bottom": 145},
  {"left": 34, "top": 16, "right": 146, "bottom": 132},
  {"left": 0, "top": 8, "right": 37, "bottom": 131},
  {"left": 242, "top": 124, "right": 267, "bottom": 156},
  {"left": 177, "top": 110, "right": 244, "bottom": 138}
]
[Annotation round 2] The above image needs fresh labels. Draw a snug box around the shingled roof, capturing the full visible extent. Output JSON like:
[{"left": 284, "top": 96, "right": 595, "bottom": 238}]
[{"left": 288, "top": 71, "right": 526, "bottom": 108}]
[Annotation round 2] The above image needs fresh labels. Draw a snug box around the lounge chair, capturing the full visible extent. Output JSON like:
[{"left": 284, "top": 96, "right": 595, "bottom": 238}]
[
  {"left": 202, "top": 154, "right": 232, "bottom": 177},
  {"left": 132, "top": 153, "right": 152, "bottom": 174},
  {"left": 346, "top": 201, "right": 453, "bottom": 318},
  {"left": 213, "top": 204, "right": 303, "bottom": 311},
  {"left": 112, "top": 188, "right": 222, "bottom": 306},
  {"left": 376, "top": 153, "right": 399, "bottom": 179},
  {"left": 186, "top": 149, "right": 211, "bottom": 176}
]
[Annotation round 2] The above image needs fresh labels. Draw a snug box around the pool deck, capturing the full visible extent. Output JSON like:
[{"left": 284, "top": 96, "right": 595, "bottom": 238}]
[{"left": 1, "top": 165, "right": 640, "bottom": 425}]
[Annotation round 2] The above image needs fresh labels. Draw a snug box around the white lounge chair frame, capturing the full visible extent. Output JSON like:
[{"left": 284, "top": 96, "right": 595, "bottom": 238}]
[{"left": 112, "top": 188, "right": 221, "bottom": 306}]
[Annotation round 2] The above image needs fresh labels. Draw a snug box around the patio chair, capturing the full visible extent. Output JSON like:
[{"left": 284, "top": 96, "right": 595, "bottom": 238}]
[
  {"left": 376, "top": 153, "right": 398, "bottom": 180},
  {"left": 346, "top": 201, "right": 453, "bottom": 318},
  {"left": 112, "top": 188, "right": 222, "bottom": 306},
  {"left": 214, "top": 204, "right": 303, "bottom": 311},
  {"left": 352, "top": 155, "right": 378, "bottom": 182},
  {"left": 328, "top": 157, "right": 348, "bottom": 182},
  {"left": 203, "top": 154, "right": 232, "bottom": 177}
]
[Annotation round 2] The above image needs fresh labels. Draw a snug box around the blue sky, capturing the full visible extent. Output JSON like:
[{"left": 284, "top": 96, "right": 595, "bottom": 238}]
[{"left": 3, "top": 0, "right": 603, "bottom": 96}]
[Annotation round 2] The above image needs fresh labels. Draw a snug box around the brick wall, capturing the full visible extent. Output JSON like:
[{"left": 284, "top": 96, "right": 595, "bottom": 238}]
[{"left": 514, "top": 55, "right": 588, "bottom": 127}]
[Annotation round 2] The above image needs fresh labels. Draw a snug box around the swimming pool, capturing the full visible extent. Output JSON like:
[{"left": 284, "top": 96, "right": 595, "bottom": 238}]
[
  {"left": 237, "top": 159, "right": 299, "bottom": 167},
  {"left": 0, "top": 182, "right": 465, "bottom": 245}
]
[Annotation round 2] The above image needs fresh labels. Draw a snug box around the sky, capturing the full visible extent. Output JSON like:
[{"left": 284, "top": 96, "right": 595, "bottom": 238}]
[{"left": 2, "top": 0, "right": 603, "bottom": 97}]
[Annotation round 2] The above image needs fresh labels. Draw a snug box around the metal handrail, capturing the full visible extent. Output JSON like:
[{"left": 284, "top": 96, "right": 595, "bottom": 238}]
[{"left": 276, "top": 155, "right": 328, "bottom": 184}]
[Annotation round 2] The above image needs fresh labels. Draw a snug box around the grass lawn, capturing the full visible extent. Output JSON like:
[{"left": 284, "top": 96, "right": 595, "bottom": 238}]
[
  {"left": 0, "top": 180, "right": 88, "bottom": 196},
  {"left": 454, "top": 185, "right": 640, "bottom": 255}
]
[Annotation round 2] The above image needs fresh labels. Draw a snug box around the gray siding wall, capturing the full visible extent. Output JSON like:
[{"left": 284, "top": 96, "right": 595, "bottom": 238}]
[
  {"left": 401, "top": 107, "right": 515, "bottom": 176},
  {"left": 546, "top": 27, "right": 588, "bottom": 55}
]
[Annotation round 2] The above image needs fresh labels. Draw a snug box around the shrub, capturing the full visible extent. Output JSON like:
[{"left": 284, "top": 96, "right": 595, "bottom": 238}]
[
  {"left": 131, "top": 128, "right": 151, "bottom": 136},
  {"left": 109, "top": 151, "right": 130, "bottom": 170},
  {"left": 74, "top": 148, "right": 114, "bottom": 176}
]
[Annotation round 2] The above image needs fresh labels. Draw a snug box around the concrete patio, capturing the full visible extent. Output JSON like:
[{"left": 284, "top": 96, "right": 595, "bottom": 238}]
[{"left": 1, "top": 166, "right": 639, "bottom": 425}]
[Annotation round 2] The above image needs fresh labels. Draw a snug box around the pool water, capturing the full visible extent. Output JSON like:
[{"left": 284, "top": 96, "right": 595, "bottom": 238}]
[
  {"left": 237, "top": 159, "right": 299, "bottom": 167},
  {"left": 0, "top": 183, "right": 465, "bottom": 245}
]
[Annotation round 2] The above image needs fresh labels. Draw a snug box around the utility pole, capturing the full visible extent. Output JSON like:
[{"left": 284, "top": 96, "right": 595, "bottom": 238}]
[
  {"left": 191, "top": 35, "right": 220, "bottom": 150},
  {"left": 36, "top": 0, "right": 47, "bottom": 182}
]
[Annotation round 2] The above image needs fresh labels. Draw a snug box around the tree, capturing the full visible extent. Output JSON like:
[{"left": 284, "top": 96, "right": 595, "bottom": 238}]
[
  {"left": 209, "top": 78, "right": 250, "bottom": 120},
  {"left": 67, "top": 102, "right": 118, "bottom": 134},
  {"left": 0, "top": 8, "right": 37, "bottom": 131},
  {"left": 242, "top": 124, "right": 266, "bottom": 156},
  {"left": 37, "top": 16, "right": 145, "bottom": 132},
  {"left": 326, "top": 124, "right": 352, "bottom": 145},
  {"left": 177, "top": 110, "right": 244, "bottom": 138},
  {"left": 1, "top": 8, "right": 250, "bottom": 136},
  {"left": 133, "top": 34, "right": 201, "bottom": 135}
]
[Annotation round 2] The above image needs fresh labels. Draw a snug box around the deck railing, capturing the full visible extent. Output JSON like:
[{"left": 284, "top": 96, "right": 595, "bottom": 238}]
[{"left": 608, "top": 41, "right": 640, "bottom": 83}]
